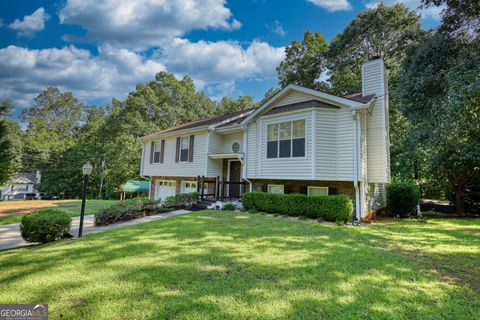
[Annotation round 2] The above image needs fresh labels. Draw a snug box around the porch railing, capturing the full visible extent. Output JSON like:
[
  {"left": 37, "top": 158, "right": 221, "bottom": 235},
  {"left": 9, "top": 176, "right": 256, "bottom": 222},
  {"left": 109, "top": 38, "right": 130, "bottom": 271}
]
[{"left": 197, "top": 175, "right": 246, "bottom": 201}]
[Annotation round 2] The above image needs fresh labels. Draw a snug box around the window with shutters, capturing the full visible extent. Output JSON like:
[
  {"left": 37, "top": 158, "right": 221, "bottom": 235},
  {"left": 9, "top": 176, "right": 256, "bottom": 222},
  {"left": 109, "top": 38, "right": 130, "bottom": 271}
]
[
  {"left": 180, "top": 137, "right": 189, "bottom": 162},
  {"left": 152, "top": 141, "right": 162, "bottom": 163},
  {"left": 266, "top": 119, "right": 305, "bottom": 159}
]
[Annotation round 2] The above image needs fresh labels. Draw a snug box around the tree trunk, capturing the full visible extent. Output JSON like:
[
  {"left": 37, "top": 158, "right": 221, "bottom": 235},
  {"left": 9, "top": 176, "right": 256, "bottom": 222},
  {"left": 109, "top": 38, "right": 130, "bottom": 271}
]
[{"left": 454, "top": 184, "right": 465, "bottom": 216}]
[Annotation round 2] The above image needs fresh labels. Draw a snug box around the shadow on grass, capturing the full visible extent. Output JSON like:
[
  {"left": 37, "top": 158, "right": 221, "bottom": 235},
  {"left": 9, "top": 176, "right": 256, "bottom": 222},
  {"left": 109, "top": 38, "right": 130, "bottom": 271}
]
[{"left": 0, "top": 211, "right": 478, "bottom": 319}]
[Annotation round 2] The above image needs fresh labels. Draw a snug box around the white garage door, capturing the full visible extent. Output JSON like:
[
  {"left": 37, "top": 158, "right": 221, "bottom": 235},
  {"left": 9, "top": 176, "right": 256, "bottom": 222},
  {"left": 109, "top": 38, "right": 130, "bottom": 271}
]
[
  {"left": 181, "top": 181, "right": 197, "bottom": 193},
  {"left": 155, "top": 180, "right": 176, "bottom": 201}
]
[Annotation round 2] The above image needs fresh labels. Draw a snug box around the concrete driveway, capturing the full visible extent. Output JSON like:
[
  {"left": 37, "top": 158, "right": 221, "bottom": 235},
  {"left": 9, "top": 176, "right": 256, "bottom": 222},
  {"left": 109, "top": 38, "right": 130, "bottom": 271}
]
[{"left": 0, "top": 209, "right": 191, "bottom": 251}]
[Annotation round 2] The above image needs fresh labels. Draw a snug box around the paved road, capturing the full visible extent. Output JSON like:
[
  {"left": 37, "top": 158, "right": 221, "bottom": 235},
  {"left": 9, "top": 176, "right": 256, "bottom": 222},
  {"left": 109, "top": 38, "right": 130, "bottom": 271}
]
[{"left": 0, "top": 209, "right": 192, "bottom": 251}]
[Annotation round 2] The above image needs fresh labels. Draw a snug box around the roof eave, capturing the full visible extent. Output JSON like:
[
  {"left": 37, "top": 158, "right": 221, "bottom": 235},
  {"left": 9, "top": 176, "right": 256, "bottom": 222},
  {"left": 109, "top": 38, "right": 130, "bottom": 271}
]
[{"left": 239, "top": 84, "right": 369, "bottom": 125}]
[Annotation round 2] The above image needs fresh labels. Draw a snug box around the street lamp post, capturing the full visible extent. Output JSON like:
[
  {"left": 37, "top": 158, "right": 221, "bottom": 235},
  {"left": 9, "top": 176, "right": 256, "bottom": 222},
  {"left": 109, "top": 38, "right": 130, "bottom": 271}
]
[{"left": 78, "top": 162, "right": 93, "bottom": 238}]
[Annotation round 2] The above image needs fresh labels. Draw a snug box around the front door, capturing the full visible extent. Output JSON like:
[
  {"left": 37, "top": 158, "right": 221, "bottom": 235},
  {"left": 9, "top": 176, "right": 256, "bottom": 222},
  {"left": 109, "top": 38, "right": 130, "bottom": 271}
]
[{"left": 228, "top": 160, "right": 242, "bottom": 198}]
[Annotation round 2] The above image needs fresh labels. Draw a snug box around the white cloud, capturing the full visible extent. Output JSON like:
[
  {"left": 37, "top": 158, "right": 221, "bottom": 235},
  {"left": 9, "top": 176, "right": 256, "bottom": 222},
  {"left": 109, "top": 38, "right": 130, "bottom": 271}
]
[
  {"left": 306, "top": 0, "right": 351, "bottom": 12},
  {"left": 365, "top": 0, "right": 445, "bottom": 21},
  {"left": 0, "top": 45, "right": 165, "bottom": 110},
  {"left": 267, "top": 20, "right": 286, "bottom": 37},
  {"left": 8, "top": 7, "right": 49, "bottom": 37},
  {"left": 0, "top": 39, "right": 284, "bottom": 111},
  {"left": 160, "top": 39, "right": 285, "bottom": 88},
  {"left": 59, "top": 0, "right": 241, "bottom": 50}
]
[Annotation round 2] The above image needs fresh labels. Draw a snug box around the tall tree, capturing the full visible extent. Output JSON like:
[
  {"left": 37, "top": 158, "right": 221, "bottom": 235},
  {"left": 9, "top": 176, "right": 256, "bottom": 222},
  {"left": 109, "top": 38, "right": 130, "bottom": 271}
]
[
  {"left": 327, "top": 4, "right": 426, "bottom": 190},
  {"left": 422, "top": 0, "right": 480, "bottom": 37},
  {"left": 398, "top": 33, "right": 480, "bottom": 215},
  {"left": 217, "top": 96, "right": 256, "bottom": 114},
  {"left": 20, "top": 87, "right": 86, "bottom": 169},
  {"left": 0, "top": 100, "right": 14, "bottom": 185},
  {"left": 276, "top": 31, "right": 329, "bottom": 90},
  {"left": 328, "top": 3, "right": 423, "bottom": 94}
]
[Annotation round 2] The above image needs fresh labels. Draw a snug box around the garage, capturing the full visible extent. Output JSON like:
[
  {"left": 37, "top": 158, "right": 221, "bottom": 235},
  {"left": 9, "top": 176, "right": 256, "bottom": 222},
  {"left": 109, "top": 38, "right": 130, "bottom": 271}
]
[{"left": 155, "top": 180, "right": 176, "bottom": 200}]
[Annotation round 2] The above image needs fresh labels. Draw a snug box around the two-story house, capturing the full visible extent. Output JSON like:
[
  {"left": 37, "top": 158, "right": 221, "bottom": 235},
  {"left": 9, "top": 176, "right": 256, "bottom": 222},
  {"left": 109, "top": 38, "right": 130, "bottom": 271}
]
[{"left": 140, "top": 59, "right": 390, "bottom": 220}]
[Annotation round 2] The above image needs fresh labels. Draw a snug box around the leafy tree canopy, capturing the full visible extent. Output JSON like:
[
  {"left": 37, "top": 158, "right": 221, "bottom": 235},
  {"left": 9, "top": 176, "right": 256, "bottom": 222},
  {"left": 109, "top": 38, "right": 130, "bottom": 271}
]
[{"left": 276, "top": 31, "right": 329, "bottom": 90}]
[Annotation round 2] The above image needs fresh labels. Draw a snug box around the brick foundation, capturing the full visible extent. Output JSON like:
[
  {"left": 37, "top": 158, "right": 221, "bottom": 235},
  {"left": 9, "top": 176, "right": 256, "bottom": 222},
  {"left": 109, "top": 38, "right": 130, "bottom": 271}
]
[{"left": 249, "top": 179, "right": 356, "bottom": 212}]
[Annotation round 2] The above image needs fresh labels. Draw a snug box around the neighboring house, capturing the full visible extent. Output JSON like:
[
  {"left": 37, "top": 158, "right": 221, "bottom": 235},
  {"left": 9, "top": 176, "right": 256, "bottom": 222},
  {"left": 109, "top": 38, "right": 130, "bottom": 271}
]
[
  {"left": 140, "top": 59, "right": 390, "bottom": 220},
  {"left": 0, "top": 171, "right": 42, "bottom": 201}
]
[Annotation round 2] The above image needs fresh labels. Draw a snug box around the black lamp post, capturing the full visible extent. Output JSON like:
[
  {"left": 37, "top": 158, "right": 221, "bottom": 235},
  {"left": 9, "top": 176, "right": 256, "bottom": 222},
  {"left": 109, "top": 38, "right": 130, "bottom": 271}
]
[{"left": 78, "top": 162, "right": 93, "bottom": 238}]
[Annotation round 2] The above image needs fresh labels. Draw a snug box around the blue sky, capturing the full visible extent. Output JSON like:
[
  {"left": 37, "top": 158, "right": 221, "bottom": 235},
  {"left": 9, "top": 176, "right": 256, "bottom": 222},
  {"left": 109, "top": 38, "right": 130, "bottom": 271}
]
[{"left": 0, "top": 0, "right": 441, "bottom": 115}]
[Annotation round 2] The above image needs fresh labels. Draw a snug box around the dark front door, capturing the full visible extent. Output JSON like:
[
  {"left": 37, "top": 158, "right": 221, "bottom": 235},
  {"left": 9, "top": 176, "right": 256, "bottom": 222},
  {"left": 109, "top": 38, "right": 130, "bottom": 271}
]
[{"left": 228, "top": 160, "right": 242, "bottom": 198}]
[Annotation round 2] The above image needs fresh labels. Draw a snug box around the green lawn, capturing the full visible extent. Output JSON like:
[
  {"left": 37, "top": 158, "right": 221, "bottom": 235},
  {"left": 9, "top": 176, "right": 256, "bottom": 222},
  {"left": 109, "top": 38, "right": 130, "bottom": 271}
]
[
  {"left": 0, "top": 211, "right": 478, "bottom": 319},
  {"left": 0, "top": 200, "right": 118, "bottom": 225}
]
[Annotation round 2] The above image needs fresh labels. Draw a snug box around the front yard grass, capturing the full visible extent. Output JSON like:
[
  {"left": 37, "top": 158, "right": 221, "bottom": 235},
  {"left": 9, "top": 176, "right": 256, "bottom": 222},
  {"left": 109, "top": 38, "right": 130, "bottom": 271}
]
[
  {"left": 0, "top": 211, "right": 478, "bottom": 319},
  {"left": 0, "top": 200, "right": 118, "bottom": 225}
]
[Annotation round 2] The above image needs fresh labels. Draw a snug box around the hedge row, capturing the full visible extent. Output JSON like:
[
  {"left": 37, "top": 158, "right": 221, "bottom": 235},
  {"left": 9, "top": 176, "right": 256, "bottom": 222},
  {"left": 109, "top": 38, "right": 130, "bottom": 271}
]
[
  {"left": 162, "top": 192, "right": 199, "bottom": 208},
  {"left": 95, "top": 197, "right": 159, "bottom": 226},
  {"left": 242, "top": 192, "right": 353, "bottom": 223}
]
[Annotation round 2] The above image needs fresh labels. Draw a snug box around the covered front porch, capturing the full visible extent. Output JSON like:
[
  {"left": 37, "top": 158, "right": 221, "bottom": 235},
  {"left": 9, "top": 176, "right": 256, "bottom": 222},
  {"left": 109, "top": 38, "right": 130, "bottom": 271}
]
[{"left": 199, "top": 153, "right": 246, "bottom": 201}]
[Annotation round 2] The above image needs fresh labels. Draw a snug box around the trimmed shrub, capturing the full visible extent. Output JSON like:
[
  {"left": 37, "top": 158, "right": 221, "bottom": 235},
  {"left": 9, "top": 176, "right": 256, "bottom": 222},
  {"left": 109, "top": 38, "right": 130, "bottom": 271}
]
[
  {"left": 223, "top": 203, "right": 236, "bottom": 211},
  {"left": 162, "top": 192, "right": 199, "bottom": 209},
  {"left": 95, "top": 197, "right": 160, "bottom": 226},
  {"left": 21, "top": 209, "right": 72, "bottom": 244},
  {"left": 242, "top": 192, "right": 353, "bottom": 223},
  {"left": 387, "top": 182, "right": 420, "bottom": 217}
]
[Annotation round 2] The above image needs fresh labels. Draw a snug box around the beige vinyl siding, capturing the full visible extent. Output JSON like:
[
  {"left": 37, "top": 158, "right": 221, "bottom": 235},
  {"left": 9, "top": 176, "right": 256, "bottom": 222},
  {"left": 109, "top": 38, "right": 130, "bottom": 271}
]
[
  {"left": 314, "top": 109, "right": 355, "bottom": 181},
  {"left": 219, "top": 133, "right": 243, "bottom": 154},
  {"left": 362, "top": 59, "right": 389, "bottom": 183},
  {"left": 337, "top": 109, "right": 354, "bottom": 180},
  {"left": 206, "top": 132, "right": 223, "bottom": 177},
  {"left": 246, "top": 123, "right": 258, "bottom": 178},
  {"left": 269, "top": 91, "right": 319, "bottom": 109},
  {"left": 258, "top": 110, "right": 313, "bottom": 180},
  {"left": 143, "top": 131, "right": 208, "bottom": 177},
  {"left": 315, "top": 109, "right": 337, "bottom": 180}
]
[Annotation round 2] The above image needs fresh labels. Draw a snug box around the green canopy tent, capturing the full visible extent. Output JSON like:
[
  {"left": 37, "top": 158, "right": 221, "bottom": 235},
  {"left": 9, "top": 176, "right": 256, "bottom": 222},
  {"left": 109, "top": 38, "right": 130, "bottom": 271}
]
[{"left": 120, "top": 180, "right": 150, "bottom": 200}]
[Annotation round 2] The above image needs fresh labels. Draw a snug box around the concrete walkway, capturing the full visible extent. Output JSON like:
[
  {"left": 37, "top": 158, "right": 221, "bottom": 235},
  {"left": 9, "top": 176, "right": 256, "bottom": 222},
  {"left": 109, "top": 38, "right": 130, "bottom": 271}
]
[{"left": 0, "top": 209, "right": 192, "bottom": 251}]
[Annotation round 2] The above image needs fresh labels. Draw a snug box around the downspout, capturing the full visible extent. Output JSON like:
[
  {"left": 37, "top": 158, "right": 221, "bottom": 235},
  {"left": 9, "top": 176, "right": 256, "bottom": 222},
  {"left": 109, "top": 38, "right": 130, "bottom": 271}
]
[
  {"left": 356, "top": 112, "right": 363, "bottom": 220},
  {"left": 352, "top": 111, "right": 361, "bottom": 222},
  {"left": 241, "top": 125, "right": 253, "bottom": 192}
]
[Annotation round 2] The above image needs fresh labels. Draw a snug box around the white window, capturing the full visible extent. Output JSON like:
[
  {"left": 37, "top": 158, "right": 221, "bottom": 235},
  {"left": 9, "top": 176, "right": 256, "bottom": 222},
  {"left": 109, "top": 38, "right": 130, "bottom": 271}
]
[
  {"left": 180, "top": 137, "right": 189, "bottom": 162},
  {"left": 181, "top": 181, "right": 197, "bottom": 193},
  {"left": 308, "top": 186, "right": 329, "bottom": 196},
  {"left": 268, "top": 184, "right": 284, "bottom": 194},
  {"left": 153, "top": 141, "right": 162, "bottom": 163},
  {"left": 159, "top": 181, "right": 176, "bottom": 187},
  {"left": 267, "top": 119, "right": 305, "bottom": 158}
]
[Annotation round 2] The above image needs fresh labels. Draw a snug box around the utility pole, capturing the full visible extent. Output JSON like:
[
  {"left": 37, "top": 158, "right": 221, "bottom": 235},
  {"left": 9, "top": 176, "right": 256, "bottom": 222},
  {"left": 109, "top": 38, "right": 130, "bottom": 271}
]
[{"left": 98, "top": 156, "right": 105, "bottom": 199}]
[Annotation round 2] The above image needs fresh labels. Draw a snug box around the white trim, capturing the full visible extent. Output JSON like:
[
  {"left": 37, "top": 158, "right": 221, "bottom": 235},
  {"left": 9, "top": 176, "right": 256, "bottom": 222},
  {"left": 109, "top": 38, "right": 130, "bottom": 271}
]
[
  {"left": 240, "top": 84, "right": 369, "bottom": 126},
  {"left": 140, "top": 143, "right": 145, "bottom": 176},
  {"left": 208, "top": 110, "right": 255, "bottom": 131},
  {"left": 307, "top": 186, "right": 329, "bottom": 196},
  {"left": 205, "top": 131, "right": 210, "bottom": 176},
  {"left": 208, "top": 153, "right": 243, "bottom": 160},
  {"left": 242, "top": 127, "right": 248, "bottom": 180},
  {"left": 179, "top": 136, "right": 190, "bottom": 163},
  {"left": 141, "top": 127, "right": 208, "bottom": 142},
  {"left": 264, "top": 118, "right": 307, "bottom": 161},
  {"left": 311, "top": 110, "right": 316, "bottom": 179},
  {"left": 267, "top": 184, "right": 284, "bottom": 194}
]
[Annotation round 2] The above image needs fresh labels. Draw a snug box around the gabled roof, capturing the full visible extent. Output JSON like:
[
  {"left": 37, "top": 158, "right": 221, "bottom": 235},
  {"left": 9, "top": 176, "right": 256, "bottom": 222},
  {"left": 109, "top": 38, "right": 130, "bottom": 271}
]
[
  {"left": 12, "top": 172, "right": 39, "bottom": 184},
  {"left": 239, "top": 84, "right": 374, "bottom": 125},
  {"left": 141, "top": 109, "right": 254, "bottom": 140},
  {"left": 141, "top": 84, "right": 375, "bottom": 141},
  {"left": 342, "top": 92, "right": 376, "bottom": 104}
]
